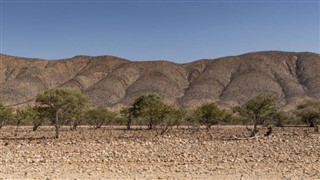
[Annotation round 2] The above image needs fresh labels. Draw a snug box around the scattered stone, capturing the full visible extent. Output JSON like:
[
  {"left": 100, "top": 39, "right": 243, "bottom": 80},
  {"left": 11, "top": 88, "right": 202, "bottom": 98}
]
[{"left": 0, "top": 126, "right": 319, "bottom": 179}]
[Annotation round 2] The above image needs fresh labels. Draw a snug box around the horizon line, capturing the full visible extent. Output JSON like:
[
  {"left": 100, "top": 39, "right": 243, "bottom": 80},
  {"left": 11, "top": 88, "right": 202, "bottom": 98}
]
[{"left": 0, "top": 50, "right": 318, "bottom": 63}]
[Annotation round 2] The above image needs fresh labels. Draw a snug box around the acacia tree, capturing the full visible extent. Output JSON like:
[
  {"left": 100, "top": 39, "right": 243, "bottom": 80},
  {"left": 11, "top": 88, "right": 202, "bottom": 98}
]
[
  {"left": 36, "top": 88, "right": 88, "bottom": 138},
  {"left": 85, "top": 108, "right": 117, "bottom": 129},
  {"left": 68, "top": 111, "right": 86, "bottom": 131},
  {"left": 233, "top": 95, "right": 277, "bottom": 137},
  {"left": 168, "top": 107, "right": 186, "bottom": 129},
  {"left": 129, "top": 94, "right": 171, "bottom": 129},
  {"left": 0, "top": 103, "right": 13, "bottom": 129},
  {"left": 156, "top": 106, "right": 187, "bottom": 135},
  {"left": 193, "top": 103, "right": 230, "bottom": 129},
  {"left": 14, "top": 106, "right": 36, "bottom": 136},
  {"left": 295, "top": 100, "right": 320, "bottom": 130},
  {"left": 120, "top": 107, "right": 134, "bottom": 130},
  {"left": 32, "top": 106, "right": 53, "bottom": 131},
  {"left": 185, "top": 111, "right": 201, "bottom": 129},
  {"left": 272, "top": 110, "right": 289, "bottom": 127}
]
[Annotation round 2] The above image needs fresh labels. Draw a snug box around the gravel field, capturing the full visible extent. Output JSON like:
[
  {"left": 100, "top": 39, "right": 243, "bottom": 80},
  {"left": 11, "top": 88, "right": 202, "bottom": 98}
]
[{"left": 0, "top": 126, "right": 319, "bottom": 179}]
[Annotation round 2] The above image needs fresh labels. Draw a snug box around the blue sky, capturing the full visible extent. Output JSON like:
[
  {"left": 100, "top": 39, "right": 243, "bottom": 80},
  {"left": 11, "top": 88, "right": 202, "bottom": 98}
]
[{"left": 0, "top": 0, "right": 319, "bottom": 63}]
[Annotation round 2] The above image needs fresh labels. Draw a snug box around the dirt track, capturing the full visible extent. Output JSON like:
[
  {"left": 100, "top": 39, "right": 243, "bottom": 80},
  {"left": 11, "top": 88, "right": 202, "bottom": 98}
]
[{"left": 0, "top": 126, "right": 319, "bottom": 179}]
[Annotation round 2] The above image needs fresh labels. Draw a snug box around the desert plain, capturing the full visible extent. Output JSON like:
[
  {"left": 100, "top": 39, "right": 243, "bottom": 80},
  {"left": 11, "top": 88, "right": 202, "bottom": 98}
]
[{"left": 0, "top": 126, "right": 319, "bottom": 180}]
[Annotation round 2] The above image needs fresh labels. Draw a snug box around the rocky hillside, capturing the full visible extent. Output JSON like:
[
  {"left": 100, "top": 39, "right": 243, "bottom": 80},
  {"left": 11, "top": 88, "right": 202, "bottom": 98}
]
[{"left": 0, "top": 51, "right": 319, "bottom": 110}]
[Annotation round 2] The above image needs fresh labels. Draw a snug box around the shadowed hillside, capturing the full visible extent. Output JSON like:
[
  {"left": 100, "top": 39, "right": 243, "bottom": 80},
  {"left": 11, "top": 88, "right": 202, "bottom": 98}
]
[{"left": 0, "top": 51, "right": 319, "bottom": 110}]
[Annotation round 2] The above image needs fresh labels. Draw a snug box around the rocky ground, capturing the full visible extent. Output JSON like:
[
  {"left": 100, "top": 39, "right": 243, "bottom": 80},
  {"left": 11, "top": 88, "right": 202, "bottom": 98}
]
[{"left": 0, "top": 126, "right": 319, "bottom": 180}]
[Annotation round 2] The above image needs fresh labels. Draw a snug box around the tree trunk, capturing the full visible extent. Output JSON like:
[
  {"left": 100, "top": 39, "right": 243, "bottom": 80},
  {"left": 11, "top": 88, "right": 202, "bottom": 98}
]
[
  {"left": 0, "top": 120, "right": 6, "bottom": 129},
  {"left": 250, "top": 124, "right": 259, "bottom": 137},
  {"left": 95, "top": 122, "right": 103, "bottom": 129},
  {"left": 73, "top": 119, "right": 81, "bottom": 131},
  {"left": 32, "top": 119, "right": 43, "bottom": 131},
  {"left": 264, "top": 126, "right": 273, "bottom": 136},
  {"left": 54, "top": 112, "right": 60, "bottom": 138},
  {"left": 14, "top": 120, "right": 21, "bottom": 137},
  {"left": 126, "top": 118, "right": 131, "bottom": 130},
  {"left": 33, "top": 124, "right": 40, "bottom": 131},
  {"left": 74, "top": 123, "right": 78, "bottom": 131},
  {"left": 55, "top": 125, "right": 60, "bottom": 138},
  {"left": 148, "top": 119, "right": 153, "bottom": 130},
  {"left": 310, "top": 120, "right": 316, "bottom": 127},
  {"left": 160, "top": 125, "right": 169, "bottom": 135},
  {"left": 71, "top": 122, "right": 78, "bottom": 131}
]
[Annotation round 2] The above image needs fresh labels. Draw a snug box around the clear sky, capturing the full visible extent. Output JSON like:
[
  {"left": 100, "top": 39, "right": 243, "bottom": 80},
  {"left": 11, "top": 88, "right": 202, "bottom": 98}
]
[{"left": 0, "top": 0, "right": 319, "bottom": 63}]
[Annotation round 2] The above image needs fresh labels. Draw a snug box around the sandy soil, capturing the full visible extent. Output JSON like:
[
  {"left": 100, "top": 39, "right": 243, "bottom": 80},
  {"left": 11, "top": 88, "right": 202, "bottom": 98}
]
[{"left": 0, "top": 126, "right": 319, "bottom": 179}]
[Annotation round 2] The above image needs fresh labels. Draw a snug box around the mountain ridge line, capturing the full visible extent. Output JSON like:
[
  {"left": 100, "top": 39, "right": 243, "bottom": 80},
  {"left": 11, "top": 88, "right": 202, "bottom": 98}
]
[{"left": 0, "top": 50, "right": 319, "bottom": 111}]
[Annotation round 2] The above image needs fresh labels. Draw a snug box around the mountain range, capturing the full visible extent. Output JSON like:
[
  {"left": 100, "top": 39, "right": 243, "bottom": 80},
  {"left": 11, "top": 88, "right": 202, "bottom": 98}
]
[{"left": 0, "top": 51, "right": 319, "bottom": 110}]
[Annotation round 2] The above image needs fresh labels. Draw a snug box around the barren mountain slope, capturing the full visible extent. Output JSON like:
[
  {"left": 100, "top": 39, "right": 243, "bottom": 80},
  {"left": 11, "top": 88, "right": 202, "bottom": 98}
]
[{"left": 0, "top": 51, "right": 319, "bottom": 109}]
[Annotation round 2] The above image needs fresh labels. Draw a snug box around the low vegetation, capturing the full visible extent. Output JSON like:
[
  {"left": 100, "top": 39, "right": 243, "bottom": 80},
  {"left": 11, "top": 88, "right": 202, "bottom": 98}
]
[
  {"left": 0, "top": 103, "right": 13, "bottom": 129},
  {"left": 35, "top": 89, "right": 88, "bottom": 138},
  {"left": 233, "top": 95, "right": 278, "bottom": 137},
  {"left": 0, "top": 88, "right": 319, "bottom": 138},
  {"left": 295, "top": 100, "right": 320, "bottom": 132}
]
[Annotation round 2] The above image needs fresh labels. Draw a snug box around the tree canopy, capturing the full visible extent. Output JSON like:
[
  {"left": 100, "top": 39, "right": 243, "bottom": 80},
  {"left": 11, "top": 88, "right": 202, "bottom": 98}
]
[
  {"left": 295, "top": 100, "right": 320, "bottom": 128},
  {"left": 0, "top": 103, "right": 13, "bottom": 129},
  {"left": 233, "top": 94, "right": 277, "bottom": 137},
  {"left": 85, "top": 108, "right": 117, "bottom": 129},
  {"left": 193, "top": 103, "right": 230, "bottom": 129},
  {"left": 128, "top": 94, "right": 171, "bottom": 129},
  {"left": 36, "top": 88, "right": 88, "bottom": 138}
]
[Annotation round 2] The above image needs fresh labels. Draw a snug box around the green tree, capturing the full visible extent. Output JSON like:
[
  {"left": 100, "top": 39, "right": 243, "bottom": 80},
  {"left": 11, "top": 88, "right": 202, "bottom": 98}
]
[
  {"left": 272, "top": 110, "right": 289, "bottom": 127},
  {"left": 14, "top": 106, "right": 36, "bottom": 136},
  {"left": 156, "top": 106, "right": 187, "bottom": 135},
  {"left": 0, "top": 103, "right": 13, "bottom": 129},
  {"left": 35, "top": 88, "right": 88, "bottom": 138},
  {"left": 295, "top": 100, "right": 320, "bottom": 129},
  {"left": 32, "top": 106, "right": 53, "bottom": 131},
  {"left": 233, "top": 95, "right": 277, "bottom": 137},
  {"left": 68, "top": 111, "right": 86, "bottom": 131},
  {"left": 193, "top": 103, "right": 229, "bottom": 129},
  {"left": 168, "top": 107, "right": 186, "bottom": 129},
  {"left": 85, "top": 108, "right": 117, "bottom": 129},
  {"left": 185, "top": 111, "right": 201, "bottom": 129},
  {"left": 129, "top": 94, "right": 171, "bottom": 129},
  {"left": 120, "top": 107, "right": 134, "bottom": 130}
]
